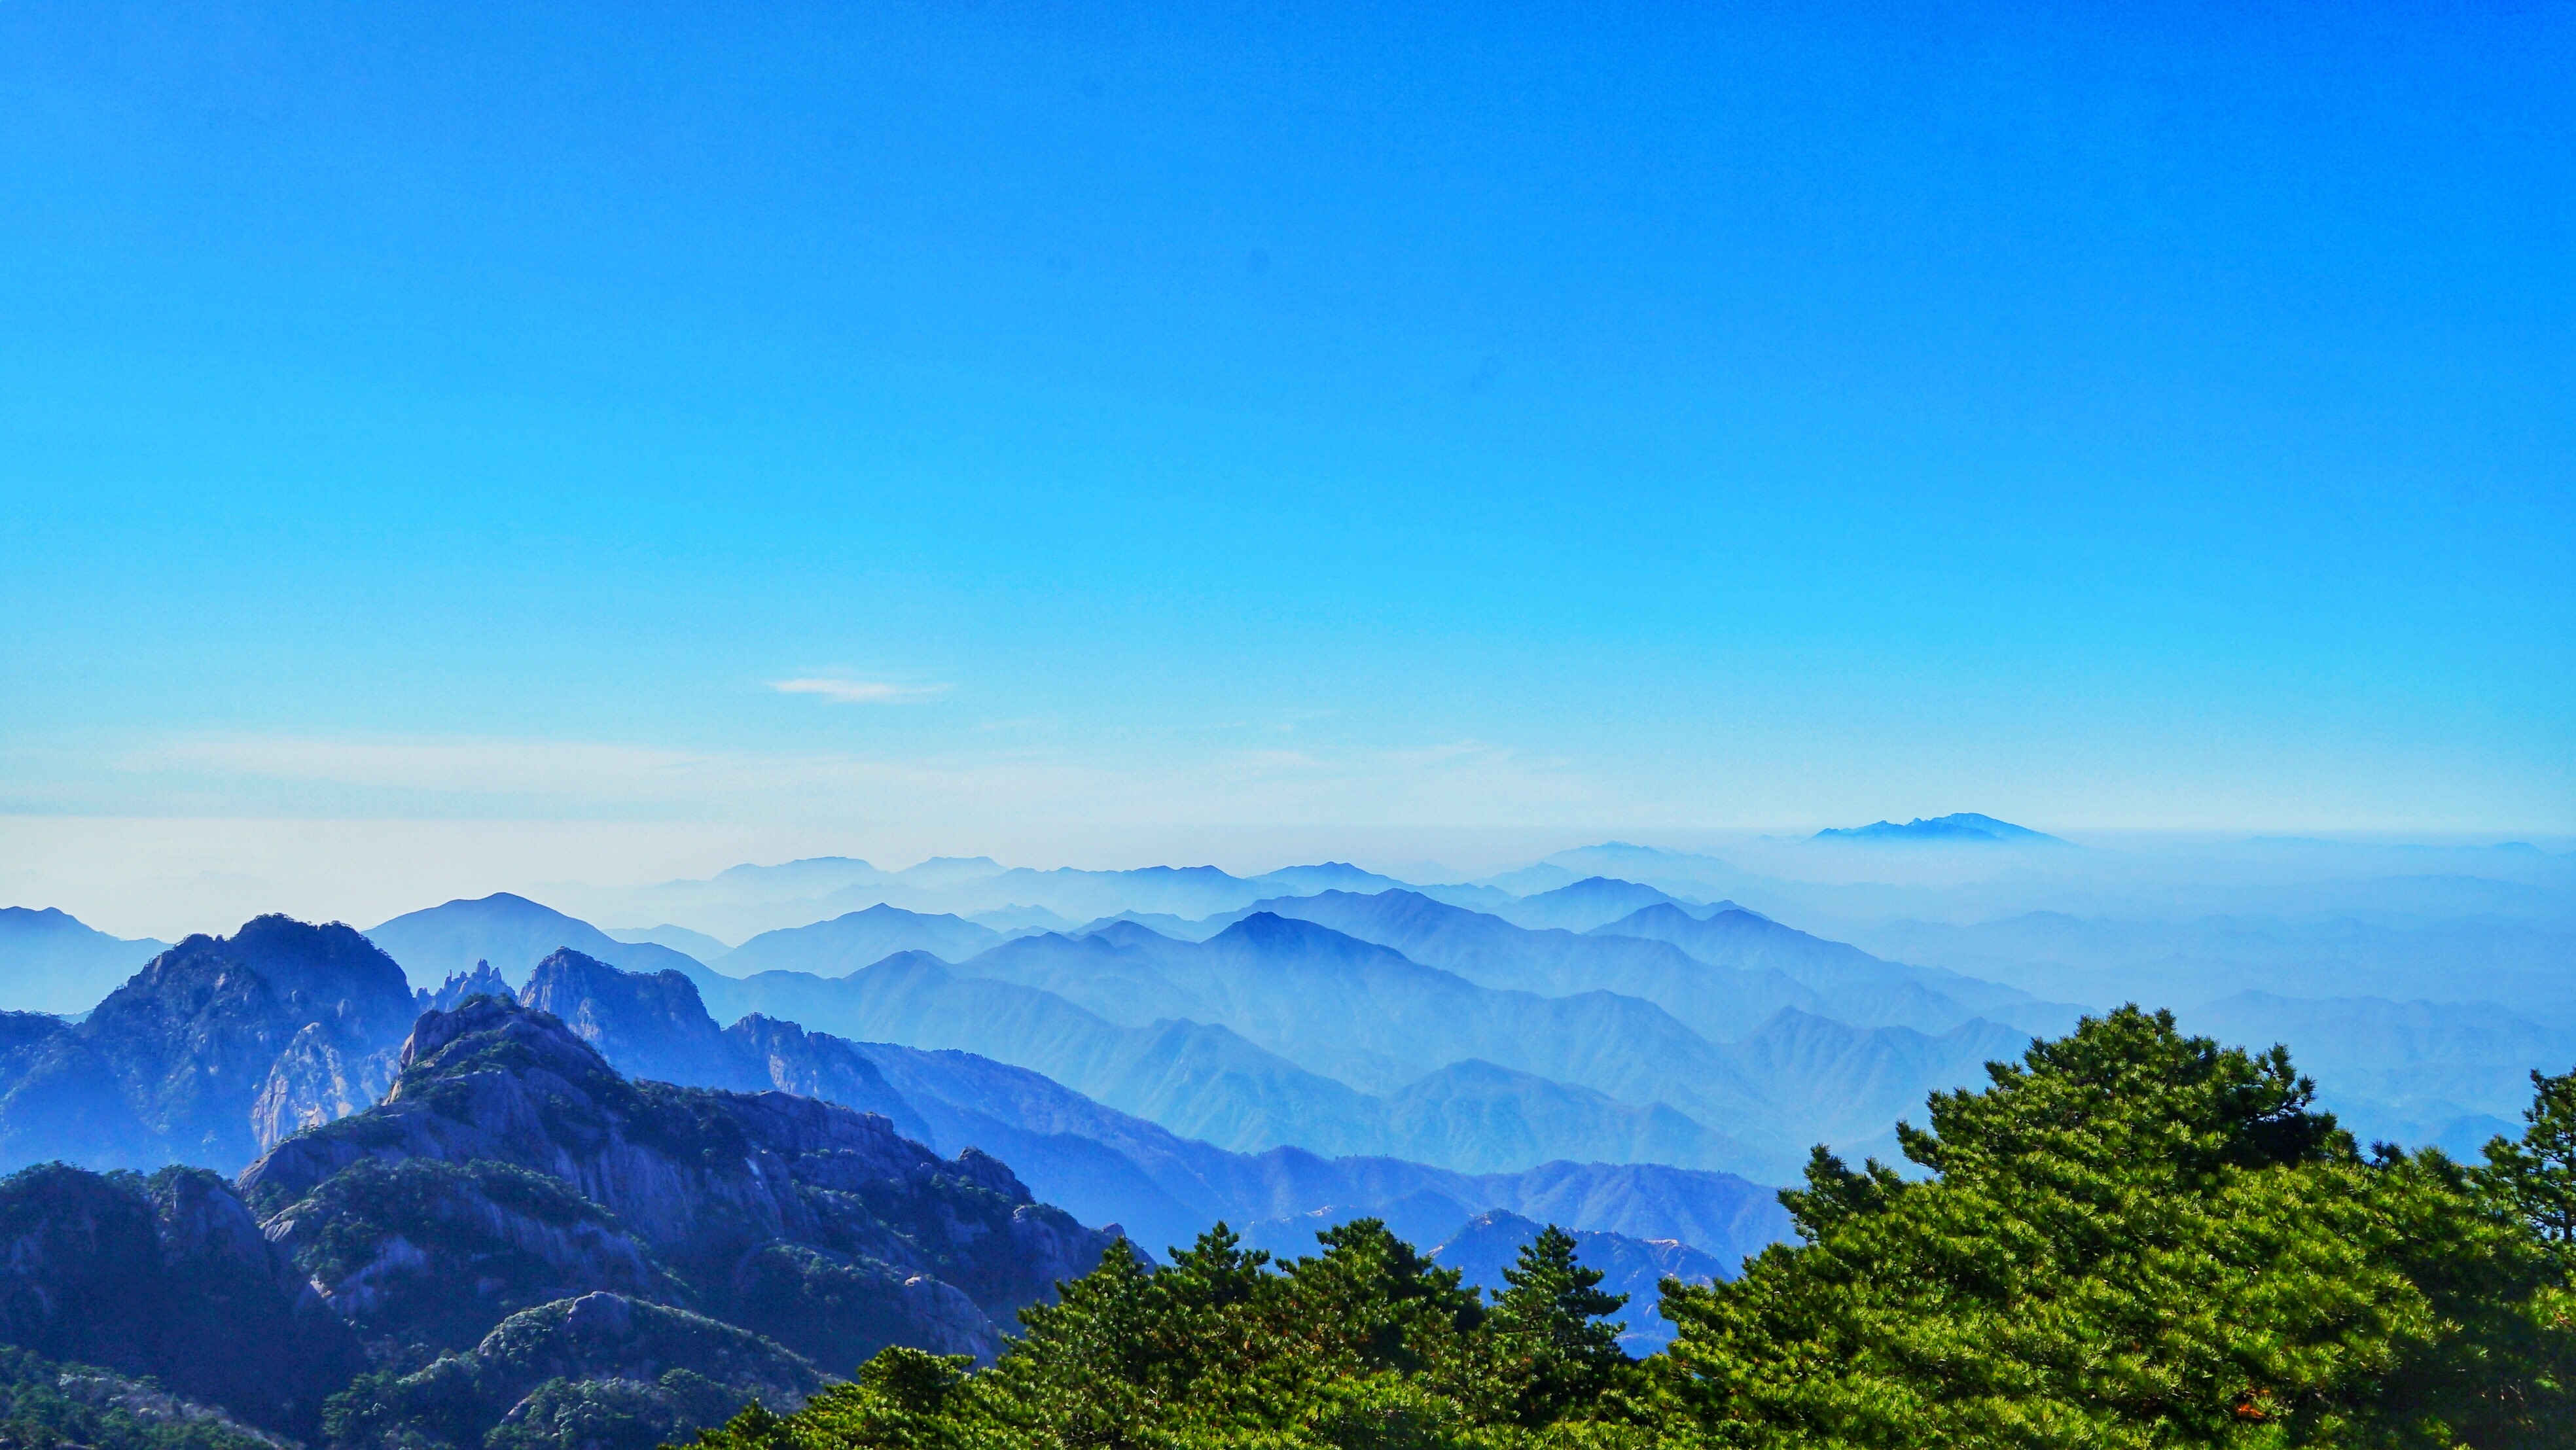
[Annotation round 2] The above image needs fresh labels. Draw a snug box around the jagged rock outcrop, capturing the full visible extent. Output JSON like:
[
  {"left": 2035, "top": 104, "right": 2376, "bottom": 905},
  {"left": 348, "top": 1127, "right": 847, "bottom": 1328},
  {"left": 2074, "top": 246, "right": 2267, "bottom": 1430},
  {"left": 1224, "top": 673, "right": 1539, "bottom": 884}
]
[
  {"left": 420, "top": 960, "right": 518, "bottom": 1014},
  {"left": 0, "top": 1163, "right": 362, "bottom": 1436},
  {"left": 243, "top": 997, "right": 1116, "bottom": 1374},
  {"left": 517, "top": 950, "right": 749, "bottom": 1091},
  {"left": 0, "top": 917, "right": 418, "bottom": 1172}
]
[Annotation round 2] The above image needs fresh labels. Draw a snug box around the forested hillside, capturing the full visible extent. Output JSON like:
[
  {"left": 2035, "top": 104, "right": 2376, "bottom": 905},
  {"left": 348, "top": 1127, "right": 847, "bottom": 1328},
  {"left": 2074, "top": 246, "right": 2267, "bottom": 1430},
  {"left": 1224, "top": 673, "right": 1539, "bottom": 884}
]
[{"left": 681, "top": 1008, "right": 2576, "bottom": 1449}]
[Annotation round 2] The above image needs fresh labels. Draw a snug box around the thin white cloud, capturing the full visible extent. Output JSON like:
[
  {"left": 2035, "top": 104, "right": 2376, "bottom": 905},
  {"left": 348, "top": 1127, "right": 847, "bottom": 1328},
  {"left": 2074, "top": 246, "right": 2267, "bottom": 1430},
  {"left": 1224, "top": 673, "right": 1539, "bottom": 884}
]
[
  {"left": 88, "top": 728, "right": 1618, "bottom": 830},
  {"left": 771, "top": 678, "right": 952, "bottom": 705}
]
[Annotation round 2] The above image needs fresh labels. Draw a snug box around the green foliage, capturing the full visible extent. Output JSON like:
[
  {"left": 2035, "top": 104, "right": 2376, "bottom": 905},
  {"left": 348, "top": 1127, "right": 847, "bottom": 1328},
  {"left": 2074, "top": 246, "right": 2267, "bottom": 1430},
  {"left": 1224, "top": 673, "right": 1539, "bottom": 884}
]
[
  {"left": 674, "top": 1219, "right": 1613, "bottom": 1450},
  {"left": 0, "top": 1346, "right": 281, "bottom": 1450},
  {"left": 1483, "top": 1227, "right": 1634, "bottom": 1427},
  {"left": 483, "top": 1371, "right": 744, "bottom": 1450},
  {"left": 1655, "top": 1006, "right": 2571, "bottom": 1449},
  {"left": 676, "top": 1010, "right": 2576, "bottom": 1450},
  {"left": 2486, "top": 1065, "right": 2576, "bottom": 1251}
]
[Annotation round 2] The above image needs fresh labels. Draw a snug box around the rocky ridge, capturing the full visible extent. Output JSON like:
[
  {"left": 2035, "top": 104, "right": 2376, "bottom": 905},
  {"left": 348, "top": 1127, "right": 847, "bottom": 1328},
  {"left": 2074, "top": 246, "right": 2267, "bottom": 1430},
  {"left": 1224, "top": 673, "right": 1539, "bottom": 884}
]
[{"left": 244, "top": 995, "right": 1115, "bottom": 1369}]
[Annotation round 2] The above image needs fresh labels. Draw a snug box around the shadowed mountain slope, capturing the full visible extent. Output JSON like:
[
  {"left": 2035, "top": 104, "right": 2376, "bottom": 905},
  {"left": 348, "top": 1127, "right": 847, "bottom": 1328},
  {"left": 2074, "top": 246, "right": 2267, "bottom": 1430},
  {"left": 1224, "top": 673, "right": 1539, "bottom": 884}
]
[
  {"left": 721, "top": 905, "right": 1005, "bottom": 974},
  {"left": 0, "top": 1163, "right": 363, "bottom": 1437},
  {"left": 1217, "top": 890, "right": 1827, "bottom": 1040},
  {"left": 1494, "top": 877, "right": 1696, "bottom": 932}
]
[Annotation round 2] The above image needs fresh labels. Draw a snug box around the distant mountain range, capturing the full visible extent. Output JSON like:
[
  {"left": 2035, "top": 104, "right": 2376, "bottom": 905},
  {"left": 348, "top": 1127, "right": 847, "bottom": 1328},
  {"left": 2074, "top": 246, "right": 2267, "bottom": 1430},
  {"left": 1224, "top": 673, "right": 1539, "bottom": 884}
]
[
  {"left": 0, "top": 911, "right": 1794, "bottom": 1272},
  {"left": 548, "top": 858, "right": 1423, "bottom": 943},
  {"left": 509, "top": 944, "right": 1794, "bottom": 1267},
  {"left": 1812, "top": 812, "right": 2066, "bottom": 845},
  {"left": 45, "top": 886, "right": 2065, "bottom": 1184},
  {"left": 7, "top": 834, "right": 2566, "bottom": 1268},
  {"left": 3, "top": 831, "right": 2568, "bottom": 1450},
  {"left": 366, "top": 893, "right": 734, "bottom": 995}
]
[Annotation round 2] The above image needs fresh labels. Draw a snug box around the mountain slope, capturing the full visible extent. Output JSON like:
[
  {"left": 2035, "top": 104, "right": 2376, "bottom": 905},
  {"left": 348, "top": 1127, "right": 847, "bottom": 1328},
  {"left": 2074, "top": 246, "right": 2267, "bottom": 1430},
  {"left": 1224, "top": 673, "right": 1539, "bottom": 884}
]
[
  {"left": 948, "top": 913, "right": 1781, "bottom": 1134},
  {"left": 1729, "top": 1008, "right": 2036, "bottom": 1152},
  {"left": 327, "top": 1293, "right": 821, "bottom": 1450},
  {"left": 1224, "top": 890, "right": 1825, "bottom": 1042},
  {"left": 604, "top": 924, "right": 738, "bottom": 961},
  {"left": 0, "top": 908, "right": 169, "bottom": 1015},
  {"left": 1592, "top": 901, "right": 2050, "bottom": 1027},
  {"left": 699, "top": 949, "right": 1396, "bottom": 1155},
  {"left": 721, "top": 906, "right": 1004, "bottom": 974},
  {"left": 1495, "top": 877, "right": 1694, "bottom": 932}
]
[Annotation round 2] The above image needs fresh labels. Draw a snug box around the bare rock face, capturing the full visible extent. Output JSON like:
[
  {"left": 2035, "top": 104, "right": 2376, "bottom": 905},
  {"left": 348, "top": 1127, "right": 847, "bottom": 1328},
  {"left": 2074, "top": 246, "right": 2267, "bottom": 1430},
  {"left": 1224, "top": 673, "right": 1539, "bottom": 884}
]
[
  {"left": 250, "top": 1022, "right": 399, "bottom": 1154},
  {"left": 0, "top": 916, "right": 418, "bottom": 1173},
  {"left": 420, "top": 959, "right": 518, "bottom": 1014},
  {"left": 517, "top": 951, "right": 744, "bottom": 1091},
  {"left": 241, "top": 997, "right": 1119, "bottom": 1373}
]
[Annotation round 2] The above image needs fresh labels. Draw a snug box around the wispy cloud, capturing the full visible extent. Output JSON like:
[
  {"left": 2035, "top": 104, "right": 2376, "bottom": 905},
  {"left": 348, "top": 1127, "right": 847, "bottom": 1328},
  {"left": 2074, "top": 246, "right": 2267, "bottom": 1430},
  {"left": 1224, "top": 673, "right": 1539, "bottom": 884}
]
[
  {"left": 770, "top": 678, "right": 952, "bottom": 705},
  {"left": 82, "top": 729, "right": 1617, "bottom": 831}
]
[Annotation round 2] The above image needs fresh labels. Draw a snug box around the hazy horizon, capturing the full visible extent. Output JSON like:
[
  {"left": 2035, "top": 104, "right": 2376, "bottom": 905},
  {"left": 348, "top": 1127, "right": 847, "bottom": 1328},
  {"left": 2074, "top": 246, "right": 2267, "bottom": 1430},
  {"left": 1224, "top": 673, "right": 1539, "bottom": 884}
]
[{"left": 13, "top": 819, "right": 2567, "bottom": 947}]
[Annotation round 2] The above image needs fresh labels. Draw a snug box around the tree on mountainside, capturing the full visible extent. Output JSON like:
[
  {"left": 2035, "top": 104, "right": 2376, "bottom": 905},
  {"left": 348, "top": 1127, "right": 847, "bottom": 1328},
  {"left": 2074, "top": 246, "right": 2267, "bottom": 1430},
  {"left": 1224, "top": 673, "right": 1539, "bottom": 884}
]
[
  {"left": 1482, "top": 1225, "right": 1633, "bottom": 1426},
  {"left": 2487, "top": 1065, "right": 2576, "bottom": 1251},
  {"left": 1655, "top": 1006, "right": 2576, "bottom": 1449}
]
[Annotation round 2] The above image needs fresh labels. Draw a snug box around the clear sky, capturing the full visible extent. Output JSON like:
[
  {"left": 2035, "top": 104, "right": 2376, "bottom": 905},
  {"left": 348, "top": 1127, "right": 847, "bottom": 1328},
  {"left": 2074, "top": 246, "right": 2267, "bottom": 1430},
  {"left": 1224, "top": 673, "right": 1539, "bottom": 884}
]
[{"left": 3, "top": 1, "right": 2570, "bottom": 925}]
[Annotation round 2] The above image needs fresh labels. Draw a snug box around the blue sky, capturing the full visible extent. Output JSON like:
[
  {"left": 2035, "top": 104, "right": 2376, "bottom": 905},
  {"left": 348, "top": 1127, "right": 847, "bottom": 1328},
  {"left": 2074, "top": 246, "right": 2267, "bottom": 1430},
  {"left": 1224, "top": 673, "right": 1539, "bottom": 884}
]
[{"left": 3, "top": 1, "right": 2570, "bottom": 918}]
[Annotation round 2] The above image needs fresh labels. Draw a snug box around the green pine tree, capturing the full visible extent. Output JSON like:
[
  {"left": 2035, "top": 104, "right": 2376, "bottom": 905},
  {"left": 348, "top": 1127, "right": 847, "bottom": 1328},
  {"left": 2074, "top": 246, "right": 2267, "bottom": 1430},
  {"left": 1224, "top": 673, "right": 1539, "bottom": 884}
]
[
  {"left": 1483, "top": 1224, "right": 1630, "bottom": 1426},
  {"left": 2487, "top": 1065, "right": 2576, "bottom": 1250}
]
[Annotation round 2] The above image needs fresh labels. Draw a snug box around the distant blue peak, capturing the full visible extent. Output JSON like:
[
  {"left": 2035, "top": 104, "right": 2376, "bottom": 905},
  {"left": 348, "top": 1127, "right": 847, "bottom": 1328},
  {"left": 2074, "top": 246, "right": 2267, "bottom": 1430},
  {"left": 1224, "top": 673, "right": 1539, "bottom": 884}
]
[{"left": 1813, "top": 812, "right": 2064, "bottom": 845}]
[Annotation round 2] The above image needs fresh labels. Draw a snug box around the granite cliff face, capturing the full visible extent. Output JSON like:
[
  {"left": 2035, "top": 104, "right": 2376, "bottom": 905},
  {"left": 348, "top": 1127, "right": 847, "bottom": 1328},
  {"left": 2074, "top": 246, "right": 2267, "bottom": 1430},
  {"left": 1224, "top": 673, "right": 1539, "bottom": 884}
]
[
  {"left": 517, "top": 946, "right": 931, "bottom": 1137},
  {"left": 245, "top": 996, "right": 1117, "bottom": 1371},
  {"left": 0, "top": 917, "right": 418, "bottom": 1171}
]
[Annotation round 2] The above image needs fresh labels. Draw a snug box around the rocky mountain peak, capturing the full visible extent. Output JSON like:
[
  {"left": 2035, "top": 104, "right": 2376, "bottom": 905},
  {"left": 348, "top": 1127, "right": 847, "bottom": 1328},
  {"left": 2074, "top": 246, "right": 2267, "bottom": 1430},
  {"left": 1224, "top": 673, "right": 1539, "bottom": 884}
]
[
  {"left": 0, "top": 916, "right": 421, "bottom": 1173},
  {"left": 392, "top": 992, "right": 609, "bottom": 1086},
  {"left": 240, "top": 993, "right": 1117, "bottom": 1377}
]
